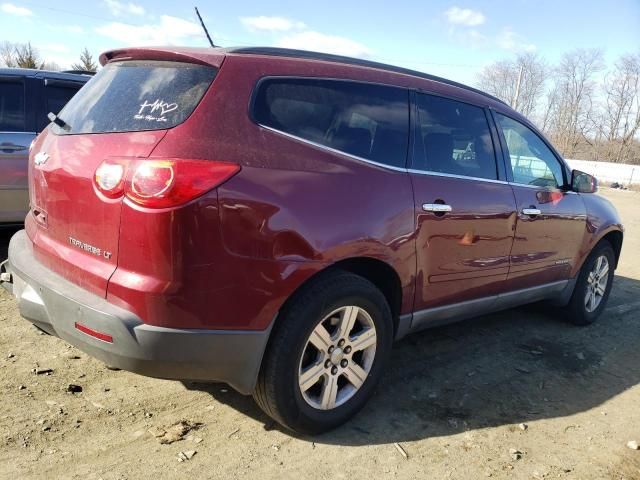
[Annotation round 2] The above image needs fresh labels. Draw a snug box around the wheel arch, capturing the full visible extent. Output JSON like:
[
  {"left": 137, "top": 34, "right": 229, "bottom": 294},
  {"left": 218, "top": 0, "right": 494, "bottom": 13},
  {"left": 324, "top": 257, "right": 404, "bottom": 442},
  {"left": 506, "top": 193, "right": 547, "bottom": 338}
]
[
  {"left": 275, "top": 256, "right": 404, "bottom": 337},
  {"left": 601, "top": 229, "right": 623, "bottom": 269},
  {"left": 573, "top": 227, "right": 624, "bottom": 276}
]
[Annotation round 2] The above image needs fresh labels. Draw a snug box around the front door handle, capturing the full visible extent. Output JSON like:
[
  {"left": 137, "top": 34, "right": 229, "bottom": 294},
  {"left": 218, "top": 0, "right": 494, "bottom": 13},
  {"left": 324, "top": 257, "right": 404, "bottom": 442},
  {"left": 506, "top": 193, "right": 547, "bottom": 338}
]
[
  {"left": 423, "top": 203, "right": 452, "bottom": 213},
  {"left": 522, "top": 207, "right": 542, "bottom": 216}
]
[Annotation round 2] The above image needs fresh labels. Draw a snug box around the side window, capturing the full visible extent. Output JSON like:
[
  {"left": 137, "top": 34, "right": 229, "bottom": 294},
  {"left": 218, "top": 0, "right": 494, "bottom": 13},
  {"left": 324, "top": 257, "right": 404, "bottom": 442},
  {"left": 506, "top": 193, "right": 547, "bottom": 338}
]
[
  {"left": 39, "top": 84, "right": 82, "bottom": 131},
  {"left": 253, "top": 78, "right": 409, "bottom": 168},
  {"left": 496, "top": 113, "right": 564, "bottom": 188},
  {"left": 0, "top": 79, "right": 25, "bottom": 132},
  {"left": 413, "top": 93, "right": 497, "bottom": 180}
]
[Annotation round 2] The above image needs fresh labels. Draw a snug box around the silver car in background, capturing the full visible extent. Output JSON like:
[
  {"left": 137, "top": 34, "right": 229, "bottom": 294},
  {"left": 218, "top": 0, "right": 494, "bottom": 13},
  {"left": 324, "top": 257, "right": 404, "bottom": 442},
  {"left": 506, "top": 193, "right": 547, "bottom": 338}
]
[{"left": 0, "top": 68, "right": 90, "bottom": 224}]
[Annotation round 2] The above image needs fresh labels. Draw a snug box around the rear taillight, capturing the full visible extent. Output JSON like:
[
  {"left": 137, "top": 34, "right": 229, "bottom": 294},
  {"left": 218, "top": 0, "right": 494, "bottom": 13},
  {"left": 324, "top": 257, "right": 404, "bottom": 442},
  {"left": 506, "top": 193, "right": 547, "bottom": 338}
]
[
  {"left": 95, "top": 159, "right": 126, "bottom": 198},
  {"left": 93, "top": 158, "right": 240, "bottom": 208}
]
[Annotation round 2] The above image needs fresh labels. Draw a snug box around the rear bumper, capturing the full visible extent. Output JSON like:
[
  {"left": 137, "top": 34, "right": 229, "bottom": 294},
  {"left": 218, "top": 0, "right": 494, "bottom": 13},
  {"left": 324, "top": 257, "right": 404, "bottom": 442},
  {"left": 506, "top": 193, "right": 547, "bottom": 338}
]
[{"left": 3, "top": 230, "right": 271, "bottom": 394}]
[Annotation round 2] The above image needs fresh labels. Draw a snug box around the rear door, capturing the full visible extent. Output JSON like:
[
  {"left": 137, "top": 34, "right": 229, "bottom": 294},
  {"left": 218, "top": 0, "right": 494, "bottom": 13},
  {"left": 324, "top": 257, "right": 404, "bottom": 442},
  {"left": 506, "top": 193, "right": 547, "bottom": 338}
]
[
  {"left": 29, "top": 60, "right": 217, "bottom": 296},
  {"left": 493, "top": 112, "right": 586, "bottom": 289},
  {"left": 409, "top": 92, "right": 517, "bottom": 316},
  {"left": 0, "top": 75, "right": 34, "bottom": 223}
]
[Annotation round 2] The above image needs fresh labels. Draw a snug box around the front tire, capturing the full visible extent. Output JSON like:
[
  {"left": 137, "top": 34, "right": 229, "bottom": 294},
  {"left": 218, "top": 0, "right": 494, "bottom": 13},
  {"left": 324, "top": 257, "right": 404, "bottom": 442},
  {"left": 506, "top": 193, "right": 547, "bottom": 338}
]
[
  {"left": 253, "top": 270, "right": 393, "bottom": 434},
  {"left": 565, "top": 240, "right": 615, "bottom": 326}
]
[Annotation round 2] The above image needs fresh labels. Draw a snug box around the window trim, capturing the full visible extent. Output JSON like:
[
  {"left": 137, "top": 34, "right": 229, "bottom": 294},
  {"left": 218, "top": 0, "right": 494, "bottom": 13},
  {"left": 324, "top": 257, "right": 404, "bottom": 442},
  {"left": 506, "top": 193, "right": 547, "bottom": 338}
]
[
  {"left": 409, "top": 90, "right": 502, "bottom": 182},
  {"left": 248, "top": 75, "right": 411, "bottom": 171},
  {"left": 489, "top": 109, "right": 570, "bottom": 189},
  {"left": 44, "top": 78, "right": 86, "bottom": 89},
  {"left": 259, "top": 123, "right": 410, "bottom": 173}
]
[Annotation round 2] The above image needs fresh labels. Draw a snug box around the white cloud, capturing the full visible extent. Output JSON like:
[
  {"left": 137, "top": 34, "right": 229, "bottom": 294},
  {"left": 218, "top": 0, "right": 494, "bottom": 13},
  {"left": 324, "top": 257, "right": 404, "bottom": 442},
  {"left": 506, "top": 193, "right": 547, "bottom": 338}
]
[
  {"left": 459, "top": 29, "right": 489, "bottom": 49},
  {"left": 241, "top": 16, "right": 306, "bottom": 33},
  {"left": 1, "top": 3, "right": 33, "bottom": 16},
  {"left": 103, "top": 0, "right": 145, "bottom": 16},
  {"left": 497, "top": 28, "right": 536, "bottom": 52},
  {"left": 96, "top": 15, "right": 204, "bottom": 46},
  {"left": 41, "top": 43, "right": 70, "bottom": 54},
  {"left": 64, "top": 25, "right": 85, "bottom": 34},
  {"left": 276, "top": 31, "right": 372, "bottom": 58},
  {"left": 444, "top": 7, "right": 485, "bottom": 27}
]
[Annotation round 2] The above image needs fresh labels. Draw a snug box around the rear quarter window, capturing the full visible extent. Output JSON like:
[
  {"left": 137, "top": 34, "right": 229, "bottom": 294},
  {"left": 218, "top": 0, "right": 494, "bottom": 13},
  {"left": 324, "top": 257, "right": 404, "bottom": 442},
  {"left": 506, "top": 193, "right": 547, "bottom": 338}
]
[
  {"left": 0, "top": 79, "right": 25, "bottom": 132},
  {"left": 53, "top": 60, "right": 216, "bottom": 135},
  {"left": 39, "top": 81, "right": 84, "bottom": 131},
  {"left": 253, "top": 78, "right": 409, "bottom": 169}
]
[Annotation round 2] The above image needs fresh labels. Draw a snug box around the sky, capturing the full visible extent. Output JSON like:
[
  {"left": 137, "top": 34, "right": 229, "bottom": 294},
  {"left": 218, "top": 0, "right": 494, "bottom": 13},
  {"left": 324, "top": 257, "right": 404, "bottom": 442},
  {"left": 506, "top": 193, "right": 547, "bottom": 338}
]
[{"left": 1, "top": 0, "right": 639, "bottom": 84}]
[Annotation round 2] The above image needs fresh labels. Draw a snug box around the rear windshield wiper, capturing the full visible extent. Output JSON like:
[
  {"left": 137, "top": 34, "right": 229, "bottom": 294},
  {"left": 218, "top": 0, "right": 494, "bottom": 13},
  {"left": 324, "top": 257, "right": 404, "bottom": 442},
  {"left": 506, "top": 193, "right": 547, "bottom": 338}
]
[{"left": 48, "top": 112, "right": 71, "bottom": 132}]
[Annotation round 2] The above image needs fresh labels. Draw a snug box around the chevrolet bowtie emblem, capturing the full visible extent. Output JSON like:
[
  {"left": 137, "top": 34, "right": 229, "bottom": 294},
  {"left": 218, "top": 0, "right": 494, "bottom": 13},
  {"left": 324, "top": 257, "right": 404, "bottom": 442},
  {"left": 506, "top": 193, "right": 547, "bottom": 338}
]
[{"left": 34, "top": 151, "right": 49, "bottom": 166}]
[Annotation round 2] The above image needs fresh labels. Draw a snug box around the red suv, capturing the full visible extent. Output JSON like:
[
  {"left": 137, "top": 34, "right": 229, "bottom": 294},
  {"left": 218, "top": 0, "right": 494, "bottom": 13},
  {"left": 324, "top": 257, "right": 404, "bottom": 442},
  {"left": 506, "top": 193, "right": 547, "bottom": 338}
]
[{"left": 1, "top": 47, "right": 623, "bottom": 433}]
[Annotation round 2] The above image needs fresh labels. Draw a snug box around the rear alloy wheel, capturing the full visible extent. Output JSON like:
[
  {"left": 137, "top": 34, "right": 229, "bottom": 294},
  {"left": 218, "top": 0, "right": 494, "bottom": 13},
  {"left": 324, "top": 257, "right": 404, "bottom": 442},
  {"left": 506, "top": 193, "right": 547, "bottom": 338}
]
[
  {"left": 565, "top": 240, "right": 615, "bottom": 326},
  {"left": 298, "top": 306, "right": 377, "bottom": 410},
  {"left": 253, "top": 271, "right": 393, "bottom": 434}
]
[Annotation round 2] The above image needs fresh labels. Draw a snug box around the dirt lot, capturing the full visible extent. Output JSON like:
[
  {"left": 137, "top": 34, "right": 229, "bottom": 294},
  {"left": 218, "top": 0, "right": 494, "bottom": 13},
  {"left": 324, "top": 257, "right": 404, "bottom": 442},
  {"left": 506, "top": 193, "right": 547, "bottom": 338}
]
[{"left": 1, "top": 189, "right": 639, "bottom": 480}]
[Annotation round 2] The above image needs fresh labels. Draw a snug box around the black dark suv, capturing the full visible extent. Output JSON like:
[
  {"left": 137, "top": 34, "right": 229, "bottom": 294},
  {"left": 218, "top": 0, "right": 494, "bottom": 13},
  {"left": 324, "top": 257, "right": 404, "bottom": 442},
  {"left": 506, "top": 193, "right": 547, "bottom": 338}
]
[{"left": 0, "top": 68, "right": 91, "bottom": 224}]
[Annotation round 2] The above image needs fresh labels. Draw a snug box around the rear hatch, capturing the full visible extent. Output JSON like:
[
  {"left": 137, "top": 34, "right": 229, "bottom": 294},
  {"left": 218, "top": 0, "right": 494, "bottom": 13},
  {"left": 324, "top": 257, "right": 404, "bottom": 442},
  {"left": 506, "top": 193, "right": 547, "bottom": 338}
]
[{"left": 29, "top": 57, "right": 219, "bottom": 297}]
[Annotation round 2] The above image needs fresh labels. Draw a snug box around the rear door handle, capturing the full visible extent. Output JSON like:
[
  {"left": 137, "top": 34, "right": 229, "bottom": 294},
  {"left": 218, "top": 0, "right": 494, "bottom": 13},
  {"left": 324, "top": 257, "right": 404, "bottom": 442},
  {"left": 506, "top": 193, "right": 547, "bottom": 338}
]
[
  {"left": 0, "top": 144, "right": 27, "bottom": 152},
  {"left": 422, "top": 203, "right": 452, "bottom": 213},
  {"left": 522, "top": 208, "right": 542, "bottom": 216}
]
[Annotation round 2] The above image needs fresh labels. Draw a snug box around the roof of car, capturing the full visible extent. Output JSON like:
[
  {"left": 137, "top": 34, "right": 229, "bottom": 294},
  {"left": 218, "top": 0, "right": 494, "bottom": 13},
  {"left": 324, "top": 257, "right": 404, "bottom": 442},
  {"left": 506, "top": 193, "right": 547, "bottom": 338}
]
[
  {"left": 222, "top": 47, "right": 508, "bottom": 106},
  {"left": 100, "top": 45, "right": 507, "bottom": 106},
  {"left": 0, "top": 67, "right": 91, "bottom": 82}
]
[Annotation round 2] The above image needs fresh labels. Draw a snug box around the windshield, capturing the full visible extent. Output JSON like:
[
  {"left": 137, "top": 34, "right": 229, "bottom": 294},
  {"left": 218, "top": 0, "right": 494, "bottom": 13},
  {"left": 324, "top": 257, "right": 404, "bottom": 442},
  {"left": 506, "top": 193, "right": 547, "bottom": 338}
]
[{"left": 52, "top": 60, "right": 217, "bottom": 135}]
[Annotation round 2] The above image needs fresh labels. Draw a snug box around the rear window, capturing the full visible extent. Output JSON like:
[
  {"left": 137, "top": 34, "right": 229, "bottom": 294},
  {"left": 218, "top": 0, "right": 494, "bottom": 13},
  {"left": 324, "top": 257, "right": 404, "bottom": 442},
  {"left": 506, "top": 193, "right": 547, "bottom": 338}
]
[
  {"left": 253, "top": 78, "right": 409, "bottom": 169},
  {"left": 53, "top": 60, "right": 216, "bottom": 135}
]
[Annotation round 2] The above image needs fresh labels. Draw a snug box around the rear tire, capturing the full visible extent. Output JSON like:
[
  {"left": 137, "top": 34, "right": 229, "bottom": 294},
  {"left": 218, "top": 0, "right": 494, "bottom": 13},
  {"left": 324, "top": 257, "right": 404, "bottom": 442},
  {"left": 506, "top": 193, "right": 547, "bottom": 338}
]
[
  {"left": 253, "top": 270, "right": 393, "bottom": 434},
  {"left": 565, "top": 240, "right": 615, "bottom": 326}
]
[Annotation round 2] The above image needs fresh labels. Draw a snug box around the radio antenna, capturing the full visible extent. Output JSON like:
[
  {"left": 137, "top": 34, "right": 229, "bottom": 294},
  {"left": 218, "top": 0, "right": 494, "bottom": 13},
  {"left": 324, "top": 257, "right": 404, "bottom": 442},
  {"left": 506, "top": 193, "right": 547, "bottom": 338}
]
[{"left": 195, "top": 7, "right": 216, "bottom": 47}]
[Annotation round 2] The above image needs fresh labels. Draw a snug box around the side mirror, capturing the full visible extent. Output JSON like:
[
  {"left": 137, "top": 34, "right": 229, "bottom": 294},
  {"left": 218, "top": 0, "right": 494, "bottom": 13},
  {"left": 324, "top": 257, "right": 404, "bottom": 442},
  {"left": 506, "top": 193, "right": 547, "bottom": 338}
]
[{"left": 571, "top": 170, "right": 598, "bottom": 193}]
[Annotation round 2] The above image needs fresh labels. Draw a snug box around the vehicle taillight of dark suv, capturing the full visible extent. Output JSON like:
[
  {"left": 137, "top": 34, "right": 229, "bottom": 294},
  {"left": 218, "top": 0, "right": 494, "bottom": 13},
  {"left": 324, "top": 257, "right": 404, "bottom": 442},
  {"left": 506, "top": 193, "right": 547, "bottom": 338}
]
[{"left": 1, "top": 47, "right": 623, "bottom": 434}]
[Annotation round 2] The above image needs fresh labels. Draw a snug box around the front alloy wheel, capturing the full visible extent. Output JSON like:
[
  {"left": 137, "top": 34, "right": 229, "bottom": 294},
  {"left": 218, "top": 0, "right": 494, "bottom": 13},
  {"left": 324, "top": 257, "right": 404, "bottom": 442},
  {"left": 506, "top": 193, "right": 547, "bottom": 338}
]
[
  {"left": 584, "top": 255, "right": 609, "bottom": 313},
  {"left": 565, "top": 240, "right": 615, "bottom": 325}
]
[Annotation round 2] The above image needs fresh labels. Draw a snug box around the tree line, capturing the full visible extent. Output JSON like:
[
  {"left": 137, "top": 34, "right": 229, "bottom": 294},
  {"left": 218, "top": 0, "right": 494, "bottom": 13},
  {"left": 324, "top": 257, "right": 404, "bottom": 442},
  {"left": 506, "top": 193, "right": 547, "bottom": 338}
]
[
  {"left": 0, "top": 41, "right": 97, "bottom": 72},
  {"left": 477, "top": 49, "right": 640, "bottom": 165}
]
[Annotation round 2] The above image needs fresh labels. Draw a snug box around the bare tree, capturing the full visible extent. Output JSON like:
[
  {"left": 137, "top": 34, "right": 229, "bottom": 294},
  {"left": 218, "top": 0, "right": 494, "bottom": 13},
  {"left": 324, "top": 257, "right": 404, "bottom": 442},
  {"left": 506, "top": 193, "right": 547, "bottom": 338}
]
[
  {"left": 0, "top": 41, "right": 62, "bottom": 71},
  {"left": 71, "top": 47, "right": 97, "bottom": 72},
  {"left": 476, "top": 52, "right": 547, "bottom": 118},
  {"left": 41, "top": 61, "right": 61, "bottom": 72},
  {"left": 599, "top": 53, "right": 640, "bottom": 162},
  {"left": 476, "top": 48, "right": 639, "bottom": 164},
  {"left": 0, "top": 41, "right": 17, "bottom": 67},
  {"left": 13, "top": 42, "right": 44, "bottom": 69},
  {"left": 545, "top": 49, "right": 604, "bottom": 158}
]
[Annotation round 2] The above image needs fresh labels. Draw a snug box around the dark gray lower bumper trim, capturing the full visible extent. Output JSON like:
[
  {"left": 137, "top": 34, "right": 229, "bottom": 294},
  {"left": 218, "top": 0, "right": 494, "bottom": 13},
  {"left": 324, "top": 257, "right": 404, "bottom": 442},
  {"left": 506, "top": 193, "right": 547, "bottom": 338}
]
[{"left": 6, "top": 230, "right": 271, "bottom": 394}]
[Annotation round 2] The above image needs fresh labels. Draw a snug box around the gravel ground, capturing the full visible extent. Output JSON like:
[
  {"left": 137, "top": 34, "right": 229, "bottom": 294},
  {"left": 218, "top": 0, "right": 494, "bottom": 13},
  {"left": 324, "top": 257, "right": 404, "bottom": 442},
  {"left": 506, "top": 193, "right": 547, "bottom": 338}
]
[{"left": 1, "top": 188, "right": 639, "bottom": 480}]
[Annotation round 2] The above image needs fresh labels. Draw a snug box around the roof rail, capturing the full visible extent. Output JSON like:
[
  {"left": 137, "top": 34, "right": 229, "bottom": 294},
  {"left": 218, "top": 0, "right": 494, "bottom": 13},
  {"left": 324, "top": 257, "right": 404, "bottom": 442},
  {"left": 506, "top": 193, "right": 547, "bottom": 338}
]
[
  {"left": 224, "top": 47, "right": 507, "bottom": 106},
  {"left": 61, "top": 70, "right": 96, "bottom": 76}
]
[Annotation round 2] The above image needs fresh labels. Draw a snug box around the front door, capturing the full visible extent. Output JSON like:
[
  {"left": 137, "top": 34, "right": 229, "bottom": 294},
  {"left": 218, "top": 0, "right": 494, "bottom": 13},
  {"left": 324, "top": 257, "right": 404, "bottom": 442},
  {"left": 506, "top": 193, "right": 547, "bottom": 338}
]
[
  {"left": 493, "top": 113, "right": 586, "bottom": 290},
  {"left": 410, "top": 93, "right": 517, "bottom": 315}
]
